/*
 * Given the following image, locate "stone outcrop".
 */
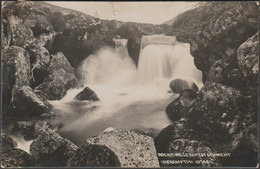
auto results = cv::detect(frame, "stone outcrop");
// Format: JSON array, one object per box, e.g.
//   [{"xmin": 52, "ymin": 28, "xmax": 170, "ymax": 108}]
[
  {"xmin": 169, "ymin": 79, "xmax": 199, "ymax": 93},
  {"xmin": 2, "ymin": 148, "xmax": 33, "ymax": 167}
]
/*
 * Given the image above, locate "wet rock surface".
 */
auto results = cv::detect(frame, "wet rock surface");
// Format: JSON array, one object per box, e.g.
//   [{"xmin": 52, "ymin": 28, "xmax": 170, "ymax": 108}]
[
  {"xmin": 169, "ymin": 79, "xmax": 199, "ymax": 93},
  {"xmin": 75, "ymin": 87, "xmax": 100, "ymax": 101},
  {"xmin": 68, "ymin": 128, "xmax": 160, "ymax": 167}
]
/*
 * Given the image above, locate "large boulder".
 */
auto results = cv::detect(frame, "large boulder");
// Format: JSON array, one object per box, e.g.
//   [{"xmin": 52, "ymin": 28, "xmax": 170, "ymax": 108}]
[
  {"xmin": 8, "ymin": 15, "xmax": 34, "ymax": 48},
  {"xmin": 187, "ymin": 82, "xmax": 255, "ymax": 151},
  {"xmin": 237, "ymin": 32, "xmax": 258, "ymax": 89},
  {"xmin": 166, "ymin": 89, "xmax": 197, "ymax": 122},
  {"xmin": 68, "ymin": 128, "xmax": 159, "ymax": 167},
  {"xmin": 169, "ymin": 79, "xmax": 199, "ymax": 93},
  {"xmin": 207, "ymin": 59, "xmax": 247, "ymax": 90},
  {"xmin": 48, "ymin": 52, "xmax": 75, "ymax": 74},
  {"xmin": 75, "ymin": 87, "xmax": 99, "ymax": 101},
  {"xmin": 34, "ymin": 68, "xmax": 79, "ymax": 100},
  {"xmin": 26, "ymin": 45, "xmax": 50, "ymax": 87},
  {"xmin": 30, "ymin": 128, "xmax": 78, "ymax": 166},
  {"xmin": 12, "ymin": 86, "xmax": 53, "ymax": 118},
  {"xmin": 155, "ymin": 118, "xmax": 198, "ymax": 153},
  {"xmin": 2, "ymin": 46, "xmax": 31, "ymax": 115},
  {"xmin": 2, "ymin": 148, "xmax": 33, "ymax": 167}
]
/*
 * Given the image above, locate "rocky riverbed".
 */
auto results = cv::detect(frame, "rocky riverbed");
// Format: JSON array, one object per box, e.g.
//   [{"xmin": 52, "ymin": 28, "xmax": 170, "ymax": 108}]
[{"xmin": 1, "ymin": 1, "xmax": 259, "ymax": 168}]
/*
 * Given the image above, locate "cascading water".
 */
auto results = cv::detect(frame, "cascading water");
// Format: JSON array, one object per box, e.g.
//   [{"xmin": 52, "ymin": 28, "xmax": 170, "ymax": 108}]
[{"xmin": 48, "ymin": 36, "xmax": 203, "ymax": 144}]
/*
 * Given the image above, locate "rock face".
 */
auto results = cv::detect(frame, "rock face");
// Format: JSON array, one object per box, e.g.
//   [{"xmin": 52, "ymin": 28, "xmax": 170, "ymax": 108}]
[
  {"xmin": 237, "ymin": 32, "xmax": 259, "ymax": 89},
  {"xmin": 207, "ymin": 59, "xmax": 246, "ymax": 90},
  {"xmin": 75, "ymin": 87, "xmax": 99, "ymax": 101},
  {"xmin": 48, "ymin": 52, "xmax": 75, "ymax": 74},
  {"xmin": 34, "ymin": 69, "xmax": 79, "ymax": 100},
  {"xmin": 32, "ymin": 31, "xmax": 58, "ymax": 50},
  {"xmin": 169, "ymin": 79, "xmax": 198, "ymax": 93},
  {"xmin": 12, "ymin": 86, "xmax": 53, "ymax": 118},
  {"xmin": 30, "ymin": 128, "xmax": 78, "ymax": 166},
  {"xmin": 26, "ymin": 45, "xmax": 50, "ymax": 87},
  {"xmin": 2, "ymin": 46, "xmax": 31, "ymax": 115},
  {"xmin": 166, "ymin": 89, "xmax": 197, "ymax": 122},
  {"xmin": 188, "ymin": 82, "xmax": 255, "ymax": 147},
  {"xmin": 68, "ymin": 128, "xmax": 160, "ymax": 167},
  {"xmin": 2, "ymin": 148, "xmax": 33, "ymax": 168}
]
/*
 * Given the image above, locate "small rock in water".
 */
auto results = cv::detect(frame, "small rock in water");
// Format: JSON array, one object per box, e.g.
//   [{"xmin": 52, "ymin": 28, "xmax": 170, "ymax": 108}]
[
  {"xmin": 75, "ymin": 87, "xmax": 100, "ymax": 101},
  {"xmin": 169, "ymin": 78, "xmax": 198, "ymax": 93}
]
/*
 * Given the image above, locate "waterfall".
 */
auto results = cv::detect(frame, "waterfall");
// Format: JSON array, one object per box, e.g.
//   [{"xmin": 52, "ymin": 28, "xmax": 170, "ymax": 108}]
[
  {"xmin": 113, "ymin": 39, "xmax": 129, "ymax": 59},
  {"xmin": 137, "ymin": 35, "xmax": 203, "ymax": 89}
]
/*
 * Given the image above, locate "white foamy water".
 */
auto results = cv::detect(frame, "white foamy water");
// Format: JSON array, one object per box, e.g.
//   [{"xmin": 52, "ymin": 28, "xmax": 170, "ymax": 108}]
[{"xmin": 50, "ymin": 36, "xmax": 203, "ymax": 144}]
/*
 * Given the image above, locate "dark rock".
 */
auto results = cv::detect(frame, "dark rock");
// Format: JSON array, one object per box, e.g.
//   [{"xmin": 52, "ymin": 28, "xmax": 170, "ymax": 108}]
[
  {"xmin": 26, "ymin": 45, "xmax": 50, "ymax": 87},
  {"xmin": 2, "ymin": 133, "xmax": 17, "ymax": 152},
  {"xmin": 207, "ymin": 59, "xmax": 247, "ymax": 90},
  {"xmin": 2, "ymin": 148, "xmax": 33, "ymax": 167},
  {"xmin": 68, "ymin": 128, "xmax": 159, "ymax": 167},
  {"xmin": 12, "ymin": 86, "xmax": 53, "ymax": 118},
  {"xmin": 28, "ymin": 15, "xmax": 54, "ymax": 36},
  {"xmin": 34, "ymin": 68, "xmax": 80, "ymax": 100},
  {"xmin": 9, "ymin": 16, "xmax": 34, "ymax": 48},
  {"xmin": 166, "ymin": 89, "xmax": 197, "ymax": 122},
  {"xmin": 169, "ymin": 79, "xmax": 199, "ymax": 93},
  {"xmin": 2, "ymin": 46, "xmax": 31, "ymax": 116},
  {"xmin": 30, "ymin": 128, "xmax": 78, "ymax": 166},
  {"xmin": 48, "ymin": 52, "xmax": 75, "ymax": 74},
  {"xmin": 12, "ymin": 120, "xmax": 46, "ymax": 140},
  {"xmin": 32, "ymin": 31, "xmax": 59, "ymax": 50},
  {"xmin": 237, "ymin": 32, "xmax": 258, "ymax": 89},
  {"xmin": 154, "ymin": 118, "xmax": 198, "ymax": 153},
  {"xmin": 75, "ymin": 87, "xmax": 99, "ymax": 101},
  {"xmin": 223, "ymin": 123, "xmax": 259, "ymax": 167},
  {"xmin": 159, "ymin": 139, "xmax": 219, "ymax": 167},
  {"xmin": 187, "ymin": 82, "xmax": 255, "ymax": 151}
]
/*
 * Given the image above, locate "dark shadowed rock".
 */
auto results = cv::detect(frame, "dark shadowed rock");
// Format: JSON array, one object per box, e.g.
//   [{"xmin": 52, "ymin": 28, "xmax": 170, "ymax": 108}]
[
  {"xmin": 207, "ymin": 59, "xmax": 247, "ymax": 90},
  {"xmin": 237, "ymin": 32, "xmax": 258, "ymax": 89},
  {"xmin": 160, "ymin": 139, "xmax": 219, "ymax": 167},
  {"xmin": 169, "ymin": 79, "xmax": 199, "ymax": 93},
  {"xmin": 34, "ymin": 69, "xmax": 79, "ymax": 100},
  {"xmin": 2, "ymin": 46, "xmax": 31, "ymax": 106},
  {"xmin": 48, "ymin": 52, "xmax": 75, "ymax": 74},
  {"xmin": 187, "ymin": 82, "xmax": 255, "ymax": 151},
  {"xmin": 12, "ymin": 86, "xmax": 53, "ymax": 118},
  {"xmin": 2, "ymin": 133, "xmax": 17, "ymax": 152},
  {"xmin": 154, "ymin": 118, "xmax": 198, "ymax": 153},
  {"xmin": 166, "ymin": 89, "xmax": 197, "ymax": 122},
  {"xmin": 12, "ymin": 120, "xmax": 45, "ymax": 140},
  {"xmin": 1, "ymin": 148, "xmax": 33, "ymax": 167},
  {"xmin": 75, "ymin": 87, "xmax": 99, "ymax": 101},
  {"xmin": 32, "ymin": 31, "xmax": 59, "ymax": 50},
  {"xmin": 68, "ymin": 128, "xmax": 159, "ymax": 167},
  {"xmin": 30, "ymin": 128, "xmax": 78, "ymax": 166},
  {"xmin": 26, "ymin": 45, "xmax": 50, "ymax": 87},
  {"xmin": 223, "ymin": 123, "xmax": 259, "ymax": 167}
]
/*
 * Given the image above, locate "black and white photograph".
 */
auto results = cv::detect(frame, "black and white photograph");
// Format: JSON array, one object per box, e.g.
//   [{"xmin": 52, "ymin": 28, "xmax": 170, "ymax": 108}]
[{"xmin": 1, "ymin": 1, "xmax": 259, "ymax": 168}]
